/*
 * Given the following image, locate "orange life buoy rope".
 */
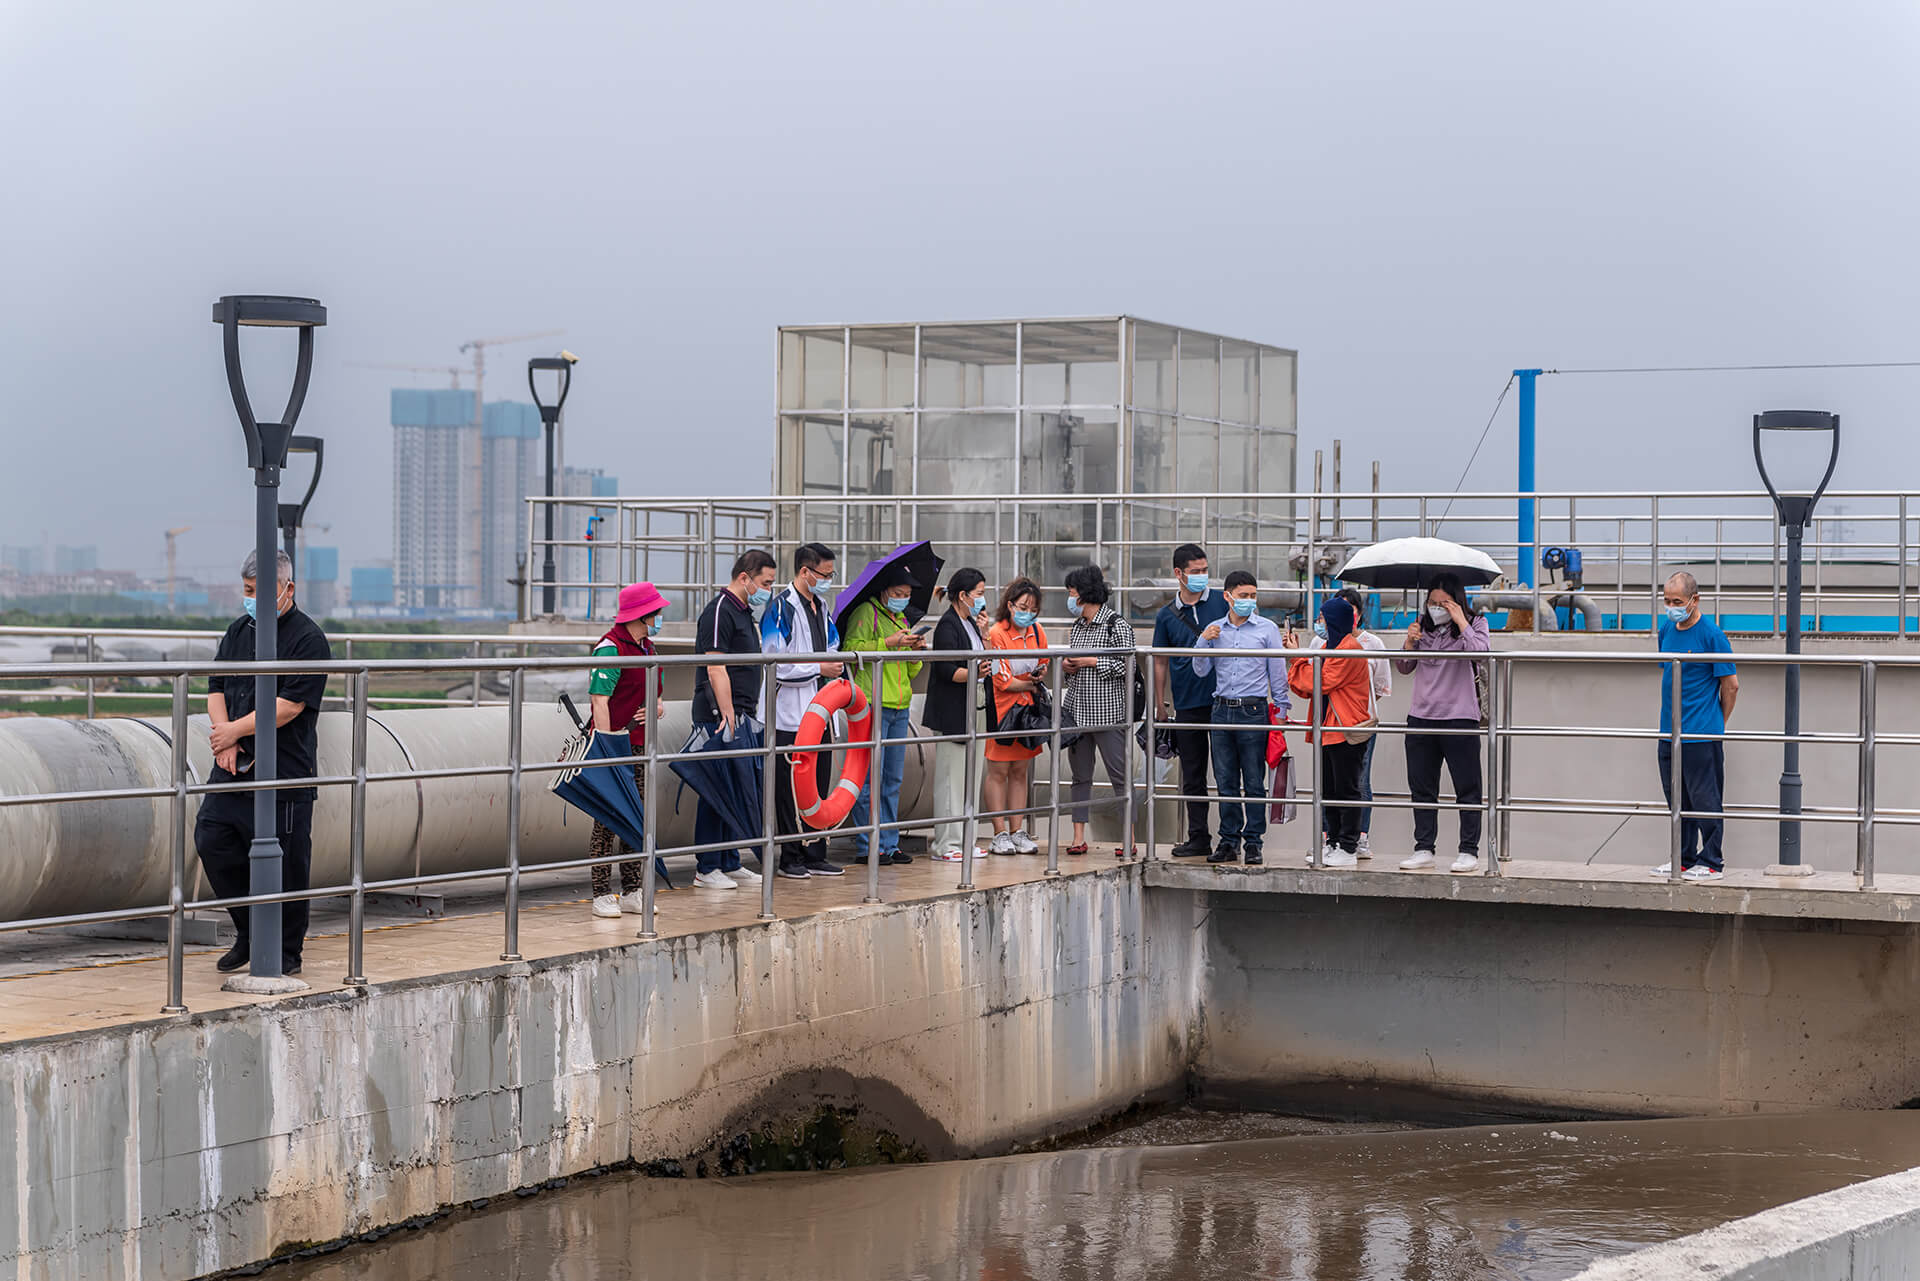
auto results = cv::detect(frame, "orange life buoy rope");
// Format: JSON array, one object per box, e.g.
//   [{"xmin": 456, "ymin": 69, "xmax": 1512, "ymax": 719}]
[{"xmin": 794, "ymin": 677, "xmax": 873, "ymax": 829}]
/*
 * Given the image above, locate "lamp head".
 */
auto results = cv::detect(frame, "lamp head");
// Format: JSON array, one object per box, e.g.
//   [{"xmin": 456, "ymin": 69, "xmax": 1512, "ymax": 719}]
[
  {"xmin": 211, "ymin": 295, "xmax": 326, "ymax": 469},
  {"xmin": 528, "ymin": 353, "xmax": 576, "ymax": 420},
  {"xmin": 1753, "ymin": 409, "xmax": 1840, "ymax": 528}
]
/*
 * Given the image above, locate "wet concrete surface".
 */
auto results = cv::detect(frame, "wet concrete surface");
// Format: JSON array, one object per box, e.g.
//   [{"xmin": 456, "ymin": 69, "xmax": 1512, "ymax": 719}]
[{"xmin": 275, "ymin": 1110, "xmax": 1920, "ymax": 1281}]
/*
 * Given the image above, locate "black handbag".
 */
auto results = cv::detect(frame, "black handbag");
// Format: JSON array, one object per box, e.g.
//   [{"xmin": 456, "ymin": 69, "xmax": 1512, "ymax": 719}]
[{"xmin": 993, "ymin": 682, "xmax": 1058, "ymax": 751}]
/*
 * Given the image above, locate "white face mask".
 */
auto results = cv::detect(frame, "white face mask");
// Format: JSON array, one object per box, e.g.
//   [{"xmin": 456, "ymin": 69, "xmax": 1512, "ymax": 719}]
[{"xmin": 1427, "ymin": 604, "xmax": 1450, "ymax": 625}]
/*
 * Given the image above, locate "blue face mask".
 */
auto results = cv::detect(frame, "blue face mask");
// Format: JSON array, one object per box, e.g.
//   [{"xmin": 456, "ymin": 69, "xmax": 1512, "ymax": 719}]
[
  {"xmin": 748, "ymin": 587, "xmax": 772, "ymax": 610},
  {"xmin": 1231, "ymin": 597, "xmax": 1258, "ymax": 619},
  {"xmin": 970, "ymin": 595, "xmax": 987, "ymax": 618},
  {"xmin": 1312, "ymin": 620, "xmax": 1327, "ymax": 639},
  {"xmin": 1664, "ymin": 604, "xmax": 1690, "ymax": 623},
  {"xmin": 1066, "ymin": 594, "xmax": 1080, "ymax": 613},
  {"xmin": 648, "ymin": 616, "xmax": 664, "ymax": 635},
  {"xmin": 1185, "ymin": 573, "xmax": 1208, "ymax": 594},
  {"xmin": 884, "ymin": 595, "xmax": 910, "ymax": 614},
  {"xmin": 242, "ymin": 596, "xmax": 256, "ymax": 620},
  {"xmin": 1012, "ymin": 609, "xmax": 1037, "ymax": 629},
  {"xmin": 814, "ymin": 576, "xmax": 834, "ymax": 593}
]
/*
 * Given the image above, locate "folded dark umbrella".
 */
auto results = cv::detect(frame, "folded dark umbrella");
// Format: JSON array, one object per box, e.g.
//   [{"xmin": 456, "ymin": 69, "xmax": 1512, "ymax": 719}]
[
  {"xmin": 668, "ymin": 719, "xmax": 765, "ymax": 846},
  {"xmin": 834, "ymin": 540, "xmax": 946, "ymax": 637},
  {"xmin": 550, "ymin": 730, "xmax": 673, "ymax": 886}
]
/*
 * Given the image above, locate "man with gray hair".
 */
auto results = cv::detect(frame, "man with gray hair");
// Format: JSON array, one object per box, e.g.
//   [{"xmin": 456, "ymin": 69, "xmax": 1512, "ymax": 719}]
[
  {"xmin": 1652, "ymin": 571, "xmax": 1738, "ymax": 882},
  {"xmin": 196, "ymin": 548, "xmax": 332, "ymax": 973}
]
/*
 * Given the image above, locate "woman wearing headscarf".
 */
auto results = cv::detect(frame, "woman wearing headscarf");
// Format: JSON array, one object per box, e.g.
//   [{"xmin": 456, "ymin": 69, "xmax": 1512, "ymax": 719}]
[
  {"xmin": 1286, "ymin": 596, "xmax": 1373, "ymax": 867},
  {"xmin": 1309, "ymin": 586, "xmax": 1392, "ymax": 859},
  {"xmin": 1393, "ymin": 571, "xmax": 1491, "ymax": 874}
]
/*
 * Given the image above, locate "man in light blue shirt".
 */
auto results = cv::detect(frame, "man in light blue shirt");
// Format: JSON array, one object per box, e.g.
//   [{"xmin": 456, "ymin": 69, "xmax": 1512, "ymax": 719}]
[{"xmin": 1192, "ymin": 571, "xmax": 1291, "ymax": 864}]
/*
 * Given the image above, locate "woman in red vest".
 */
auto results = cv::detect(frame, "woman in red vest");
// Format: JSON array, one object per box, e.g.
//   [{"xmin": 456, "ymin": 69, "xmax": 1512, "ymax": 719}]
[{"xmin": 587, "ymin": 582, "xmax": 668, "ymax": 918}]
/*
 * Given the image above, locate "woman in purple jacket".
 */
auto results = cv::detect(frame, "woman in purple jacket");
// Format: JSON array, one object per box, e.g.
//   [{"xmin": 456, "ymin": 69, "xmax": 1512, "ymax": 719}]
[{"xmin": 1393, "ymin": 572, "xmax": 1491, "ymax": 873}]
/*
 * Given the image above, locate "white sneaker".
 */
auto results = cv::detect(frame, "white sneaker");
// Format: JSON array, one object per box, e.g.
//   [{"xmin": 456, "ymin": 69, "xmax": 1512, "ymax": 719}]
[
  {"xmin": 1319, "ymin": 841, "xmax": 1336, "ymax": 864},
  {"xmin": 617, "ymin": 890, "xmax": 646, "ymax": 914},
  {"xmin": 591, "ymin": 894, "xmax": 621, "ymax": 919},
  {"xmin": 1011, "ymin": 830, "xmax": 1039, "ymax": 854},
  {"xmin": 1356, "ymin": 834, "xmax": 1372, "ymax": 860},
  {"xmin": 693, "ymin": 870, "xmax": 737, "ymax": 890},
  {"xmin": 1450, "ymin": 852, "xmax": 1480, "ymax": 874},
  {"xmin": 990, "ymin": 832, "xmax": 1018, "ymax": 855},
  {"xmin": 1682, "ymin": 864, "xmax": 1724, "ymax": 882},
  {"xmin": 1651, "ymin": 862, "xmax": 1673, "ymax": 878},
  {"xmin": 1322, "ymin": 848, "xmax": 1358, "ymax": 869},
  {"xmin": 731, "ymin": 866, "xmax": 763, "ymax": 885},
  {"xmin": 933, "ymin": 846, "xmax": 965, "ymax": 862},
  {"xmin": 1399, "ymin": 851, "xmax": 1436, "ymax": 870}
]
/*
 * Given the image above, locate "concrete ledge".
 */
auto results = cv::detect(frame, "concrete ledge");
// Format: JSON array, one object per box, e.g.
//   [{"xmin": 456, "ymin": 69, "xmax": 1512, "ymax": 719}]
[
  {"xmin": 1573, "ymin": 1165, "xmax": 1920, "ymax": 1280},
  {"xmin": 1145, "ymin": 857, "xmax": 1920, "ymax": 924}
]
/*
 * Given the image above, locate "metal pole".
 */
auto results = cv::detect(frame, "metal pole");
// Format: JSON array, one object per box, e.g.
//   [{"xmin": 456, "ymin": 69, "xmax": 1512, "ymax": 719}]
[
  {"xmin": 345, "ymin": 670, "xmax": 368, "ymax": 986},
  {"xmin": 1498, "ymin": 656, "xmax": 1514, "ymax": 862},
  {"xmin": 470, "ymin": 639, "xmax": 483, "ymax": 707},
  {"xmin": 1900, "ymin": 496, "xmax": 1910, "ymax": 638},
  {"xmin": 1121, "ymin": 648, "xmax": 1138, "ymax": 859},
  {"xmin": 1859, "ymin": 660, "xmax": 1877, "ymax": 891},
  {"xmin": 162, "ymin": 673, "xmax": 188, "ymax": 1014},
  {"xmin": 1045, "ymin": 656, "xmax": 1064, "ymax": 877},
  {"xmin": 1141, "ymin": 658, "xmax": 1157, "ymax": 861},
  {"xmin": 864, "ymin": 653, "xmax": 883, "ymax": 905},
  {"xmin": 247, "ymin": 465, "xmax": 285, "ymax": 979},
  {"xmin": 1483, "ymin": 655, "xmax": 1501, "ymax": 875},
  {"xmin": 1779, "ymin": 522, "xmax": 1805, "ymax": 868},
  {"xmin": 1771, "ymin": 518, "xmax": 1782, "ymax": 638},
  {"xmin": 85, "ymin": 633, "xmax": 96, "ymax": 720},
  {"xmin": 1515, "ymin": 369, "xmax": 1540, "ymax": 587},
  {"xmin": 1308, "ymin": 654, "xmax": 1322, "ymax": 868},
  {"xmin": 1371, "ymin": 461, "xmax": 1381, "ymax": 545},
  {"xmin": 958, "ymin": 660, "xmax": 980, "ymax": 891},
  {"xmin": 639, "ymin": 664, "xmax": 660, "ymax": 940},
  {"xmin": 1308, "ymin": 453, "xmax": 1321, "ymax": 621},
  {"xmin": 1648, "ymin": 495, "xmax": 1661, "ymax": 635},
  {"xmin": 759, "ymin": 707, "xmax": 778, "ymax": 922},
  {"xmin": 501, "ymin": 667, "xmax": 524, "ymax": 961},
  {"xmin": 542, "ymin": 421, "xmax": 559, "ymax": 615},
  {"xmin": 1668, "ymin": 659, "xmax": 1684, "ymax": 883}
]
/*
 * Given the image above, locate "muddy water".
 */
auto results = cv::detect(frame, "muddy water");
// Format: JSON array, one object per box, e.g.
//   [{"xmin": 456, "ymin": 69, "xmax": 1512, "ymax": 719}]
[{"xmin": 282, "ymin": 1111, "xmax": 1920, "ymax": 1281}]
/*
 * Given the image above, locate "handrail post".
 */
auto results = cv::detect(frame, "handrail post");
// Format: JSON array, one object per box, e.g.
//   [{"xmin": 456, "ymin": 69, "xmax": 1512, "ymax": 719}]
[
  {"xmin": 161, "ymin": 673, "xmax": 189, "ymax": 1014},
  {"xmin": 1498, "ymin": 656, "xmax": 1515, "ymax": 862},
  {"xmin": 1899, "ymin": 495, "xmax": 1909, "ymax": 637},
  {"xmin": 639, "ymin": 661, "xmax": 660, "ymax": 940},
  {"xmin": 501, "ymin": 667, "xmax": 524, "ymax": 962},
  {"xmin": 1859, "ymin": 660, "xmax": 1877, "ymax": 891},
  {"xmin": 759, "ymin": 702, "xmax": 778, "ymax": 922},
  {"xmin": 85, "ymin": 632, "xmax": 96, "ymax": 719},
  {"xmin": 1648, "ymin": 496, "xmax": 1661, "ymax": 635},
  {"xmin": 1141, "ymin": 651, "xmax": 1157, "ymax": 862},
  {"xmin": 1121, "ymin": 648, "xmax": 1138, "ymax": 860},
  {"xmin": 470, "ymin": 640, "xmax": 482, "ymax": 707},
  {"xmin": 959, "ymin": 659, "xmax": 980, "ymax": 891},
  {"xmin": 1044, "ymin": 653, "xmax": 1065, "ymax": 877},
  {"xmin": 344, "ymin": 670, "xmax": 369, "ymax": 986},
  {"xmin": 864, "ymin": 653, "xmax": 884, "ymax": 905},
  {"xmin": 1483, "ymin": 654, "xmax": 1502, "ymax": 875},
  {"xmin": 1308, "ymin": 653, "xmax": 1323, "ymax": 869},
  {"xmin": 1667, "ymin": 659, "xmax": 1684, "ymax": 883}
]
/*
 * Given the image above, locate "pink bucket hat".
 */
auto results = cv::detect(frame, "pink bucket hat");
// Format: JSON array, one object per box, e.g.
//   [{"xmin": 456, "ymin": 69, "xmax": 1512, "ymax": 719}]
[{"xmin": 614, "ymin": 581, "xmax": 668, "ymax": 624}]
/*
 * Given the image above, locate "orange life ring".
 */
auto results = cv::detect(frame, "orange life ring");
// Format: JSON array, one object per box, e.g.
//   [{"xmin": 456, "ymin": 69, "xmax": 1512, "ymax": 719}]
[{"xmin": 794, "ymin": 677, "xmax": 874, "ymax": 830}]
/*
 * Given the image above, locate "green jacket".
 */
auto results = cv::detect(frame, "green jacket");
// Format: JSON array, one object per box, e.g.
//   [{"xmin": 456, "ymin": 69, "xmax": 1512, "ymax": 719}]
[{"xmin": 844, "ymin": 598, "xmax": 922, "ymax": 709}]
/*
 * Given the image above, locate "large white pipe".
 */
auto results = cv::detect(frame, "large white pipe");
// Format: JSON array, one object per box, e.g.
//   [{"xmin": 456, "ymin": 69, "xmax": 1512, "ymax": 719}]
[{"xmin": 0, "ymin": 703, "xmax": 937, "ymax": 922}]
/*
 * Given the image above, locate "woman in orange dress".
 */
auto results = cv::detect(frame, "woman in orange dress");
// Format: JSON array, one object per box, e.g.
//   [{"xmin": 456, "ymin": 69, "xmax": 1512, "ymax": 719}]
[{"xmin": 984, "ymin": 576, "xmax": 1048, "ymax": 855}]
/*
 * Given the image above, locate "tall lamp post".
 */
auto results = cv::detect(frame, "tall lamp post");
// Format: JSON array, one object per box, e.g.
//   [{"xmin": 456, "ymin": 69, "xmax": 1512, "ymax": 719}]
[
  {"xmin": 211, "ymin": 294, "xmax": 326, "ymax": 992},
  {"xmin": 1753, "ymin": 409, "xmax": 1840, "ymax": 876},
  {"xmin": 528, "ymin": 352, "xmax": 578, "ymax": 616},
  {"xmin": 278, "ymin": 434, "xmax": 325, "ymax": 571}
]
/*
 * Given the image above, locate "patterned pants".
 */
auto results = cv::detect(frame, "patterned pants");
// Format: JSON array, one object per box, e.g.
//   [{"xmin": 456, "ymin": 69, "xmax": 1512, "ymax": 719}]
[{"xmin": 588, "ymin": 762, "xmax": 646, "ymax": 897}]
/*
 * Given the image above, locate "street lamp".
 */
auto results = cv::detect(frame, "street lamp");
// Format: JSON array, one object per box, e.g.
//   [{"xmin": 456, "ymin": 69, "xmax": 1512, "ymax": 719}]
[
  {"xmin": 279, "ymin": 434, "xmax": 324, "ymax": 571},
  {"xmin": 1753, "ymin": 408, "xmax": 1840, "ymax": 875},
  {"xmin": 528, "ymin": 353, "xmax": 578, "ymax": 616},
  {"xmin": 211, "ymin": 294, "xmax": 326, "ymax": 992}
]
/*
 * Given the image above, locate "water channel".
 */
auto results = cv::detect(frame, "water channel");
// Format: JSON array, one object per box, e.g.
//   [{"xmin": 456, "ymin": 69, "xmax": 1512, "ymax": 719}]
[{"xmin": 277, "ymin": 1109, "xmax": 1920, "ymax": 1280}]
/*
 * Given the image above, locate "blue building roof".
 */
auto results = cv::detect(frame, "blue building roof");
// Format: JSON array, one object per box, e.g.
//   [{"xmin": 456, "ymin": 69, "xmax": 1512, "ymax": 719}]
[
  {"xmin": 391, "ymin": 388, "xmax": 477, "ymax": 428},
  {"xmin": 483, "ymin": 401, "xmax": 541, "ymax": 440}
]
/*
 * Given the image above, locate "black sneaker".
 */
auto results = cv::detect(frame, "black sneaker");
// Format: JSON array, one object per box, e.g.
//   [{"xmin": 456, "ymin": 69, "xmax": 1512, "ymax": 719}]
[
  {"xmin": 1243, "ymin": 848, "xmax": 1264, "ymax": 866},
  {"xmin": 1207, "ymin": 841, "xmax": 1242, "ymax": 864},
  {"xmin": 804, "ymin": 859, "xmax": 845, "ymax": 877},
  {"xmin": 215, "ymin": 942, "xmax": 248, "ymax": 973},
  {"xmin": 1170, "ymin": 837, "xmax": 1211, "ymax": 858},
  {"xmin": 283, "ymin": 960, "xmax": 301, "ymax": 976},
  {"xmin": 885, "ymin": 850, "xmax": 913, "ymax": 865},
  {"xmin": 777, "ymin": 863, "xmax": 811, "ymax": 880}
]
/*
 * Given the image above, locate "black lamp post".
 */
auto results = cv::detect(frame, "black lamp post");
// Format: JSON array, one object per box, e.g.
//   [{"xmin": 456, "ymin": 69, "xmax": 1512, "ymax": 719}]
[
  {"xmin": 1753, "ymin": 409, "xmax": 1840, "ymax": 874},
  {"xmin": 279, "ymin": 434, "xmax": 324, "ymax": 571},
  {"xmin": 211, "ymin": 294, "xmax": 326, "ymax": 989},
  {"xmin": 528, "ymin": 353, "xmax": 577, "ymax": 616}
]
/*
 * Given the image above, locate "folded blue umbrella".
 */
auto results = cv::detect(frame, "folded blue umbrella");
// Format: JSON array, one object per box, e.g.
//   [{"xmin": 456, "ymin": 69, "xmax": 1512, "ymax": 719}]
[
  {"xmin": 550, "ymin": 730, "xmax": 673, "ymax": 887},
  {"xmin": 668, "ymin": 718, "xmax": 765, "ymax": 845}
]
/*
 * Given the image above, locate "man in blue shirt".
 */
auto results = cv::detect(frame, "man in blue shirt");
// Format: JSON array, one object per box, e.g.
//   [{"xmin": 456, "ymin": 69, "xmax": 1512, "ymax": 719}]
[
  {"xmin": 1193, "ymin": 570, "xmax": 1290, "ymax": 865},
  {"xmin": 1152, "ymin": 543, "xmax": 1230, "ymax": 856},
  {"xmin": 1653, "ymin": 572, "xmax": 1739, "ymax": 881}
]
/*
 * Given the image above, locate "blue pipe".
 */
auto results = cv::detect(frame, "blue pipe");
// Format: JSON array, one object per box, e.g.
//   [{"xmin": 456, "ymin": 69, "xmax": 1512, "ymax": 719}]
[{"xmin": 1515, "ymin": 369, "xmax": 1542, "ymax": 588}]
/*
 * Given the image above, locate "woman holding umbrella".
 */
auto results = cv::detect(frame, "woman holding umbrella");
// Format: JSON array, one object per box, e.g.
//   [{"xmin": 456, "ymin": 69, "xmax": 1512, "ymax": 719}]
[
  {"xmin": 585, "ymin": 582, "xmax": 668, "ymax": 918},
  {"xmin": 1393, "ymin": 571, "xmax": 1491, "ymax": 873}
]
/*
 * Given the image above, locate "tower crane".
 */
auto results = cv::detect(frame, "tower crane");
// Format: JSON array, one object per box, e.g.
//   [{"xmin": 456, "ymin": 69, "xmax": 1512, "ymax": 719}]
[
  {"xmin": 164, "ymin": 527, "xmax": 190, "ymax": 615},
  {"xmin": 458, "ymin": 331, "xmax": 564, "ymax": 429},
  {"xmin": 348, "ymin": 361, "xmax": 465, "ymax": 388}
]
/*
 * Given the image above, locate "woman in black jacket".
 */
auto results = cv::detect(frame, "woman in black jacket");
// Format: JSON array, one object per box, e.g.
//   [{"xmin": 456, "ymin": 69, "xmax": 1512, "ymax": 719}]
[{"xmin": 922, "ymin": 567, "xmax": 992, "ymax": 861}]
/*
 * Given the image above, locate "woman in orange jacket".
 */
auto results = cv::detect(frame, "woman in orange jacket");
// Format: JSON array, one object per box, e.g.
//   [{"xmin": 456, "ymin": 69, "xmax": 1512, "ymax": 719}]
[{"xmin": 1286, "ymin": 596, "xmax": 1373, "ymax": 867}]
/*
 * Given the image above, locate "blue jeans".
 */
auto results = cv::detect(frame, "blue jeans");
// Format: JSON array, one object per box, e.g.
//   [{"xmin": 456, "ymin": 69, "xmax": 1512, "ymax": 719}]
[
  {"xmin": 1658, "ymin": 740, "xmax": 1725, "ymax": 871},
  {"xmin": 849, "ymin": 705, "xmax": 912, "ymax": 855},
  {"xmin": 1210, "ymin": 700, "xmax": 1270, "ymax": 850}
]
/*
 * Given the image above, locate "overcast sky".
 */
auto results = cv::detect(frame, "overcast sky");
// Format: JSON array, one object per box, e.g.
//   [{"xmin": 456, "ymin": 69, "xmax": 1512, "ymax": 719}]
[{"xmin": 3, "ymin": 1, "xmax": 1917, "ymax": 580}]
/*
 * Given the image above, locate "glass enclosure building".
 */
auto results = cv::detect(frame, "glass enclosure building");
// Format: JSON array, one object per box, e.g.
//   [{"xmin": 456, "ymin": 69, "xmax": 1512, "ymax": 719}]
[{"xmin": 774, "ymin": 317, "xmax": 1297, "ymax": 609}]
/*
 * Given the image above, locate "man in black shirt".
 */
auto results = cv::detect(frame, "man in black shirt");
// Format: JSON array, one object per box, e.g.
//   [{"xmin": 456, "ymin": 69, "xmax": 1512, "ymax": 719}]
[
  {"xmin": 688, "ymin": 548, "xmax": 777, "ymax": 889},
  {"xmin": 197, "ymin": 549, "xmax": 332, "ymax": 974}
]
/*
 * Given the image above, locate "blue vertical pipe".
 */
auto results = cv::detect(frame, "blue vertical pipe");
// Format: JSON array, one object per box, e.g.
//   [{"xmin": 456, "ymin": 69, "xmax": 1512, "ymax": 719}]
[{"xmin": 1515, "ymin": 369, "xmax": 1542, "ymax": 588}]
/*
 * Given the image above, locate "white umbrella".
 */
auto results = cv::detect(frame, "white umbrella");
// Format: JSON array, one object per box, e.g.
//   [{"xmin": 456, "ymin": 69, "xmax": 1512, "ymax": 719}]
[{"xmin": 1334, "ymin": 537, "xmax": 1502, "ymax": 590}]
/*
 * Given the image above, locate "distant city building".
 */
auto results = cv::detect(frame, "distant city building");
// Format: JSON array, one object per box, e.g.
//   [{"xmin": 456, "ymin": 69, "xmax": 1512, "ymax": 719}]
[
  {"xmin": 391, "ymin": 389, "xmax": 480, "ymax": 613},
  {"xmin": 1, "ymin": 544, "xmax": 97, "ymax": 576},
  {"xmin": 350, "ymin": 565, "xmax": 395, "ymax": 606},
  {"xmin": 558, "ymin": 468, "xmax": 618, "ymax": 617},
  {"xmin": 53, "ymin": 545, "xmax": 98, "ymax": 574},
  {"xmin": 301, "ymin": 546, "xmax": 339, "ymax": 618},
  {"xmin": 481, "ymin": 401, "xmax": 541, "ymax": 614}
]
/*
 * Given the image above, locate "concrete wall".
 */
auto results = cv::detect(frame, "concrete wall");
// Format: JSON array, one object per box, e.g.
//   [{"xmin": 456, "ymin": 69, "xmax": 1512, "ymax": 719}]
[
  {"xmin": 1573, "ymin": 1166, "xmax": 1920, "ymax": 1280},
  {"xmin": 1196, "ymin": 891, "xmax": 1920, "ymax": 1119},
  {"xmin": 0, "ymin": 868, "xmax": 1196, "ymax": 1281}
]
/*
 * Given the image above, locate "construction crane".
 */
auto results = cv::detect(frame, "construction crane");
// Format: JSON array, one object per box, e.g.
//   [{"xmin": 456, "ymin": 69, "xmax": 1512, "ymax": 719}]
[
  {"xmin": 348, "ymin": 361, "xmax": 465, "ymax": 388},
  {"xmin": 458, "ymin": 330, "xmax": 564, "ymax": 429},
  {"xmin": 164, "ymin": 527, "xmax": 190, "ymax": 615}
]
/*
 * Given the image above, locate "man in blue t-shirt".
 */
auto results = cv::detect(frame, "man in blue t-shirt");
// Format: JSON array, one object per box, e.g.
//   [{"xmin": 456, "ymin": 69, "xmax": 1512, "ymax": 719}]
[
  {"xmin": 1152, "ymin": 543, "xmax": 1230, "ymax": 856},
  {"xmin": 1653, "ymin": 572, "xmax": 1739, "ymax": 881}
]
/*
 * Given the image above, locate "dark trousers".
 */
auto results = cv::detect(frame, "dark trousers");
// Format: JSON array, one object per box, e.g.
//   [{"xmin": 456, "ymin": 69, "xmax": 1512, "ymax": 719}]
[
  {"xmin": 690, "ymin": 721, "xmax": 748, "ymax": 876},
  {"xmin": 775, "ymin": 727, "xmax": 830, "ymax": 870},
  {"xmin": 193, "ymin": 792, "xmax": 314, "ymax": 968},
  {"xmin": 1210, "ymin": 700, "xmax": 1270, "ymax": 850},
  {"xmin": 1406, "ymin": 715, "xmax": 1484, "ymax": 855},
  {"xmin": 1320, "ymin": 739, "xmax": 1368, "ymax": 852},
  {"xmin": 1173, "ymin": 704, "xmax": 1214, "ymax": 841},
  {"xmin": 1658, "ymin": 741, "xmax": 1726, "ymax": 871},
  {"xmin": 1357, "ymin": 734, "xmax": 1376, "ymax": 834}
]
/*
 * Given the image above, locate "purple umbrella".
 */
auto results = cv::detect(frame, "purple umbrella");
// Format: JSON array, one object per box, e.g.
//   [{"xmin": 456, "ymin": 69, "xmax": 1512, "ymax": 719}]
[{"xmin": 833, "ymin": 540, "xmax": 946, "ymax": 637}]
